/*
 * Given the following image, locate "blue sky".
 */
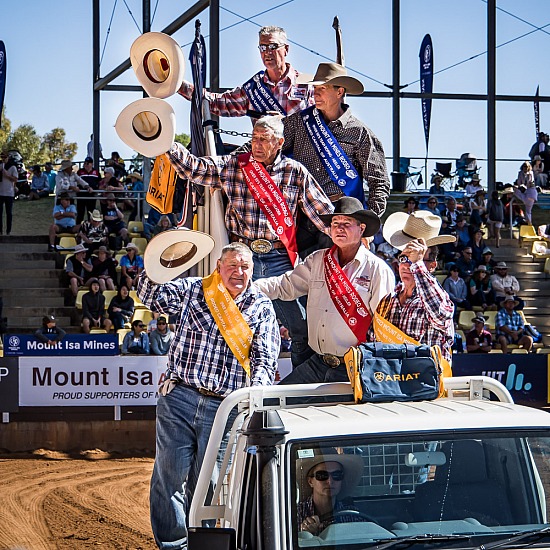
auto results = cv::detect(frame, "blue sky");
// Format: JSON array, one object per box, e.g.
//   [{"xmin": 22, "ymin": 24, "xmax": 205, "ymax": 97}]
[{"xmin": 3, "ymin": 0, "xmax": 549, "ymax": 185}]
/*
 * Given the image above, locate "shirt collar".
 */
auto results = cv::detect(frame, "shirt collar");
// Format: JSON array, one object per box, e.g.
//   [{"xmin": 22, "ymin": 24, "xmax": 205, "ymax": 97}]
[{"xmin": 262, "ymin": 63, "xmax": 292, "ymax": 85}]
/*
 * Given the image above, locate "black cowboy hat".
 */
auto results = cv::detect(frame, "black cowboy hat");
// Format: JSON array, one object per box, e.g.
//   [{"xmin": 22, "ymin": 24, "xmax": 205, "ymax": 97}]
[{"xmin": 319, "ymin": 197, "xmax": 380, "ymax": 237}]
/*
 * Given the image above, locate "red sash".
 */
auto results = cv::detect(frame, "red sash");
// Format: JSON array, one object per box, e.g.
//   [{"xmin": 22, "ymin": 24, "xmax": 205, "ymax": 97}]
[
  {"xmin": 238, "ymin": 153, "xmax": 298, "ymax": 265},
  {"xmin": 324, "ymin": 245, "xmax": 372, "ymax": 343}
]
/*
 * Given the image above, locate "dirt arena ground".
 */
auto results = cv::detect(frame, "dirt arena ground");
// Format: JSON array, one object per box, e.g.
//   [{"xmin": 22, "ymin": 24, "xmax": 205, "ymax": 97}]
[{"xmin": 0, "ymin": 450, "xmax": 156, "ymax": 550}]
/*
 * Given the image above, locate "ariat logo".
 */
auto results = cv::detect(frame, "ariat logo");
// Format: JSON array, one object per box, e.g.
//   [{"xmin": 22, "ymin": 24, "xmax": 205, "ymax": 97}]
[{"xmin": 374, "ymin": 371, "xmax": 420, "ymax": 382}]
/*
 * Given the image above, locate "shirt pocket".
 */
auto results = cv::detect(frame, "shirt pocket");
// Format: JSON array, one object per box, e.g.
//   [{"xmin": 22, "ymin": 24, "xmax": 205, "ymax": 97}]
[{"xmin": 186, "ymin": 299, "xmax": 214, "ymax": 332}]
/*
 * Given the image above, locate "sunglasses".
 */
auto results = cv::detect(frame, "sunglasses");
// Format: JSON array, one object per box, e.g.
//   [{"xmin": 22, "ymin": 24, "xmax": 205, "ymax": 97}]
[
  {"xmin": 157, "ymin": 321, "xmax": 166, "ymax": 325},
  {"xmin": 258, "ymin": 43, "xmax": 285, "ymax": 52},
  {"xmin": 398, "ymin": 255, "xmax": 412, "ymax": 264},
  {"xmin": 310, "ymin": 470, "xmax": 344, "ymax": 482},
  {"xmin": 138, "ymin": 324, "xmax": 146, "ymax": 328}
]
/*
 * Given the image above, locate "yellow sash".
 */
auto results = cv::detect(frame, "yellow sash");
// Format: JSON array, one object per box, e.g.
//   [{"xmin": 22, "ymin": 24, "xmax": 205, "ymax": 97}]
[{"xmin": 202, "ymin": 270, "xmax": 253, "ymax": 376}]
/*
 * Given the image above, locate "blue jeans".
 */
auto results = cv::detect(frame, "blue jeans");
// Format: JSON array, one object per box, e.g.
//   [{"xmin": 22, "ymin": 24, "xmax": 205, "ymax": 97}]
[
  {"xmin": 252, "ymin": 248, "xmax": 313, "ymax": 367},
  {"xmin": 150, "ymin": 384, "xmax": 236, "ymax": 549},
  {"xmin": 279, "ymin": 353, "xmax": 349, "ymax": 384},
  {"xmin": 0, "ymin": 195, "xmax": 14, "ymax": 234}
]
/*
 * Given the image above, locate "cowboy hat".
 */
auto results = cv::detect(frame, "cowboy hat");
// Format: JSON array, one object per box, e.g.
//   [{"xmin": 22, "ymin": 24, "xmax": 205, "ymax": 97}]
[
  {"xmin": 73, "ymin": 243, "xmax": 87, "ymax": 254},
  {"xmin": 318, "ymin": 196, "xmax": 380, "ymax": 237},
  {"xmin": 59, "ymin": 160, "xmax": 75, "ymax": 171},
  {"xmin": 474, "ymin": 264, "xmax": 489, "ymax": 273},
  {"xmin": 472, "ymin": 315, "xmax": 487, "ymax": 324},
  {"xmin": 296, "ymin": 62, "xmax": 364, "ymax": 95},
  {"xmin": 502, "ymin": 295, "xmax": 519, "ymax": 307},
  {"xmin": 144, "ymin": 228, "xmax": 215, "ymax": 284},
  {"xmin": 471, "ymin": 173, "xmax": 481, "ymax": 181},
  {"xmin": 495, "ymin": 262, "xmax": 508, "ymax": 269},
  {"xmin": 115, "ymin": 98, "xmax": 176, "ymax": 158},
  {"xmin": 297, "ymin": 447, "xmax": 363, "ymax": 500},
  {"xmin": 482, "ymin": 247, "xmax": 493, "ymax": 255},
  {"xmin": 500, "ymin": 186, "xmax": 515, "ymax": 195},
  {"xmin": 383, "ymin": 211, "xmax": 456, "ymax": 251},
  {"xmin": 128, "ymin": 172, "xmax": 143, "ymax": 181},
  {"xmin": 90, "ymin": 209, "xmax": 103, "ymax": 222},
  {"xmin": 130, "ymin": 32, "xmax": 185, "ymax": 99},
  {"xmin": 126, "ymin": 242, "xmax": 139, "ymax": 251}
]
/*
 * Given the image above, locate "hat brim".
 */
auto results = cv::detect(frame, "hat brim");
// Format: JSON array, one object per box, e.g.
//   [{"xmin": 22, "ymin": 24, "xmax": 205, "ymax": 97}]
[
  {"xmin": 144, "ymin": 228, "xmax": 215, "ymax": 283},
  {"xmin": 318, "ymin": 210, "xmax": 380, "ymax": 238},
  {"xmin": 382, "ymin": 211, "xmax": 456, "ymax": 251},
  {"xmin": 130, "ymin": 32, "xmax": 185, "ymax": 99},
  {"xmin": 115, "ymin": 98, "xmax": 176, "ymax": 158},
  {"xmin": 298, "ymin": 453, "xmax": 363, "ymax": 500},
  {"xmin": 296, "ymin": 74, "xmax": 364, "ymax": 95}
]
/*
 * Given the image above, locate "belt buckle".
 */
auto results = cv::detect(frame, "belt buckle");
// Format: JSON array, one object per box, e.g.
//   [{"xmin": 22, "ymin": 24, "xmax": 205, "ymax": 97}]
[
  {"xmin": 322, "ymin": 354, "xmax": 341, "ymax": 368},
  {"xmin": 250, "ymin": 239, "xmax": 273, "ymax": 254},
  {"xmin": 198, "ymin": 387, "xmax": 222, "ymax": 399}
]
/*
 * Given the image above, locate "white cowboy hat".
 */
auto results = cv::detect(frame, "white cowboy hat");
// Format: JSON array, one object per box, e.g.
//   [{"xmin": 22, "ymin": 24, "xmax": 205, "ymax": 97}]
[
  {"xmin": 115, "ymin": 98, "xmax": 176, "ymax": 158},
  {"xmin": 383, "ymin": 210, "xmax": 456, "ymax": 251},
  {"xmin": 130, "ymin": 32, "xmax": 185, "ymax": 99},
  {"xmin": 144, "ymin": 228, "xmax": 215, "ymax": 284},
  {"xmin": 296, "ymin": 62, "xmax": 364, "ymax": 95}
]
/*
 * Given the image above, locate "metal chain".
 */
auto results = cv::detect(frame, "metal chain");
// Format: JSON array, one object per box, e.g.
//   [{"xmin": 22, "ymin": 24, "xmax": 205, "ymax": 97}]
[{"xmin": 214, "ymin": 128, "xmax": 253, "ymax": 139}]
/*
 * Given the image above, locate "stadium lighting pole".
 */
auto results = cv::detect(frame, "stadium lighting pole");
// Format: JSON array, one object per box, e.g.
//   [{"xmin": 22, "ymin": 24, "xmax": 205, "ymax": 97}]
[{"xmin": 487, "ymin": 0, "xmax": 496, "ymax": 194}]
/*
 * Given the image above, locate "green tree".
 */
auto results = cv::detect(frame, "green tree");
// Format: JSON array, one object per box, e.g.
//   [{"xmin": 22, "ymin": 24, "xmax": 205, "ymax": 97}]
[
  {"xmin": 5, "ymin": 124, "xmax": 42, "ymax": 165},
  {"xmin": 42, "ymin": 128, "xmax": 78, "ymax": 163},
  {"xmin": 0, "ymin": 107, "xmax": 12, "ymax": 151},
  {"xmin": 175, "ymin": 132, "xmax": 191, "ymax": 148}
]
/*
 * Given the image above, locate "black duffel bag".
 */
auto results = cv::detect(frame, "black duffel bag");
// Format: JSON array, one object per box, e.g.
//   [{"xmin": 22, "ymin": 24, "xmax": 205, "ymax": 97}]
[{"xmin": 344, "ymin": 342, "xmax": 441, "ymax": 403}]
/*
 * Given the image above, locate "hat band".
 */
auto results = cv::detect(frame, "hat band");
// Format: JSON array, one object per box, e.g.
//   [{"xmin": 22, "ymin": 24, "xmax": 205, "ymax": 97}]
[
  {"xmin": 132, "ymin": 112, "xmax": 162, "ymax": 142},
  {"xmin": 160, "ymin": 243, "xmax": 198, "ymax": 270},
  {"xmin": 143, "ymin": 50, "xmax": 170, "ymax": 84}
]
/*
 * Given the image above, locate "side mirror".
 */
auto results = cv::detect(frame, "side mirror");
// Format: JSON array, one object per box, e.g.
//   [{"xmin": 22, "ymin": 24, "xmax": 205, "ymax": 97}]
[{"xmin": 188, "ymin": 527, "xmax": 236, "ymax": 550}]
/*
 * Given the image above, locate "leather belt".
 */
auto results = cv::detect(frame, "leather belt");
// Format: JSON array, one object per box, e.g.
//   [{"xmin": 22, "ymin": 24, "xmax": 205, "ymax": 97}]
[
  {"xmin": 230, "ymin": 234, "xmax": 286, "ymax": 254},
  {"xmin": 198, "ymin": 387, "xmax": 224, "ymax": 399},
  {"xmin": 319, "ymin": 353, "xmax": 345, "ymax": 368}
]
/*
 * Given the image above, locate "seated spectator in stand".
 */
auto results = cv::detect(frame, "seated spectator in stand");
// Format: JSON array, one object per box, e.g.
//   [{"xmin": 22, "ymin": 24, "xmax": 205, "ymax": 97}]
[
  {"xmin": 443, "ymin": 265, "xmax": 471, "ymax": 314},
  {"xmin": 152, "ymin": 215, "xmax": 174, "ymax": 237},
  {"xmin": 78, "ymin": 209, "xmax": 109, "ymax": 254},
  {"xmin": 490, "ymin": 261, "xmax": 524, "ymax": 310},
  {"xmin": 107, "ymin": 284, "xmax": 134, "ymax": 330},
  {"xmin": 440, "ymin": 227, "xmax": 463, "ymax": 267},
  {"xmin": 55, "ymin": 160, "xmax": 90, "ymax": 200},
  {"xmin": 443, "ymin": 197, "xmax": 459, "ymax": 225},
  {"xmin": 429, "ymin": 173, "xmax": 444, "ymax": 195},
  {"xmin": 102, "ymin": 193, "xmax": 129, "ymax": 249},
  {"xmin": 65, "ymin": 243, "xmax": 93, "ymax": 297},
  {"xmin": 455, "ymin": 216, "xmax": 470, "ymax": 248},
  {"xmin": 77, "ymin": 157, "xmax": 101, "ymax": 221},
  {"xmin": 501, "ymin": 185, "xmax": 526, "ymax": 227},
  {"xmin": 469, "ymin": 189, "xmax": 487, "ymax": 228},
  {"xmin": 81, "ymin": 278, "xmax": 112, "ymax": 334},
  {"xmin": 44, "ymin": 162, "xmax": 57, "ymax": 193},
  {"xmin": 122, "ymin": 319, "xmax": 150, "ymax": 354},
  {"xmin": 107, "ymin": 151, "xmax": 127, "ymax": 180},
  {"xmin": 78, "ymin": 157, "xmax": 101, "ymax": 190},
  {"xmin": 89, "ymin": 245, "xmax": 117, "ymax": 291},
  {"xmin": 35, "ymin": 314, "xmax": 67, "ymax": 347},
  {"xmin": 470, "ymin": 227, "xmax": 487, "ymax": 265},
  {"xmin": 403, "ymin": 197, "xmax": 419, "ymax": 215},
  {"xmin": 514, "ymin": 173, "xmax": 538, "ymax": 226},
  {"xmin": 99, "ymin": 167, "xmax": 125, "ymax": 208},
  {"xmin": 28, "ymin": 165, "xmax": 50, "ymax": 200},
  {"xmin": 486, "ymin": 190, "xmax": 504, "ymax": 248},
  {"xmin": 454, "ymin": 246, "xmax": 476, "ymax": 280},
  {"xmin": 423, "ymin": 196, "xmax": 441, "ymax": 216},
  {"xmin": 120, "ymin": 242, "xmax": 144, "ymax": 290},
  {"xmin": 495, "ymin": 296, "xmax": 532, "ymax": 354},
  {"xmin": 533, "ymin": 155, "xmax": 547, "ymax": 188},
  {"xmin": 48, "ymin": 192, "xmax": 79, "ymax": 251},
  {"xmin": 127, "ymin": 172, "xmax": 144, "ymax": 221},
  {"xmin": 468, "ymin": 265, "xmax": 496, "ymax": 311},
  {"xmin": 465, "ymin": 315, "xmax": 493, "ymax": 353},
  {"xmin": 479, "ymin": 246, "xmax": 496, "ymax": 274},
  {"xmin": 149, "ymin": 315, "xmax": 174, "ymax": 355},
  {"xmin": 464, "ymin": 173, "xmax": 483, "ymax": 199}
]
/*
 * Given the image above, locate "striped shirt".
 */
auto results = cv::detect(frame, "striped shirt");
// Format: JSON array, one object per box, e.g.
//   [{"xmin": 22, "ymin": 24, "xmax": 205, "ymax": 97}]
[
  {"xmin": 178, "ymin": 63, "xmax": 313, "ymax": 117},
  {"xmin": 167, "ymin": 143, "xmax": 334, "ymax": 242},
  {"xmin": 368, "ymin": 262, "xmax": 455, "ymax": 362},
  {"xmin": 137, "ymin": 272, "xmax": 280, "ymax": 396},
  {"xmin": 283, "ymin": 105, "xmax": 390, "ymax": 216}
]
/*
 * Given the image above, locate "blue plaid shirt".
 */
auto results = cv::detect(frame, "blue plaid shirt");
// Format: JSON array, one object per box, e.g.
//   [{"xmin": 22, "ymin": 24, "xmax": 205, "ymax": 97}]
[
  {"xmin": 495, "ymin": 308, "xmax": 525, "ymax": 336},
  {"xmin": 137, "ymin": 271, "xmax": 280, "ymax": 395}
]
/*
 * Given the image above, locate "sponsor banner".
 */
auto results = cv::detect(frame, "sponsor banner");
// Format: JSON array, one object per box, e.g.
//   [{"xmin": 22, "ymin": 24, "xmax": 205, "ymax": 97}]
[
  {"xmin": 0, "ymin": 357, "xmax": 19, "ymax": 412},
  {"xmin": 534, "ymin": 85, "xmax": 540, "ymax": 138},
  {"xmin": 419, "ymin": 34, "xmax": 433, "ymax": 152},
  {"xmin": 3, "ymin": 333, "xmax": 119, "ymax": 356},
  {"xmin": 19, "ymin": 356, "xmax": 167, "ymax": 406},
  {"xmin": 453, "ymin": 353, "xmax": 548, "ymax": 406},
  {"xmin": 0, "ymin": 41, "xmax": 5, "ymax": 128}
]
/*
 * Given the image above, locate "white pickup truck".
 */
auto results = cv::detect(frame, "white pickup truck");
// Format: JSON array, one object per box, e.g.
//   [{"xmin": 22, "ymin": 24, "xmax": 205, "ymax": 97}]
[{"xmin": 187, "ymin": 377, "xmax": 550, "ymax": 550}]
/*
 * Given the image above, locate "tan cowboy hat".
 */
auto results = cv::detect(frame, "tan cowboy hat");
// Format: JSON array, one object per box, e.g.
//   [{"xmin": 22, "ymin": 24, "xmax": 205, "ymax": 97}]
[
  {"xmin": 296, "ymin": 62, "xmax": 364, "ymax": 95},
  {"xmin": 318, "ymin": 196, "xmax": 380, "ymax": 237},
  {"xmin": 296, "ymin": 447, "xmax": 363, "ymax": 500},
  {"xmin": 59, "ymin": 160, "xmax": 75, "ymax": 171},
  {"xmin": 115, "ymin": 98, "xmax": 176, "ymax": 158},
  {"xmin": 90, "ymin": 209, "xmax": 103, "ymax": 222},
  {"xmin": 128, "ymin": 172, "xmax": 143, "ymax": 181},
  {"xmin": 500, "ymin": 186, "xmax": 515, "ymax": 195},
  {"xmin": 144, "ymin": 228, "xmax": 215, "ymax": 284},
  {"xmin": 130, "ymin": 32, "xmax": 185, "ymax": 99},
  {"xmin": 383, "ymin": 210, "xmax": 456, "ymax": 251}
]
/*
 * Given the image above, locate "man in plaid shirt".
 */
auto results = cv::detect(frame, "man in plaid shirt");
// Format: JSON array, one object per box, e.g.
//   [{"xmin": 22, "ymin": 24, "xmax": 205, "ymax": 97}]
[
  {"xmin": 138, "ymin": 242, "xmax": 280, "ymax": 549},
  {"xmin": 167, "ymin": 115, "xmax": 334, "ymax": 368},
  {"xmin": 495, "ymin": 295, "xmax": 533, "ymax": 354},
  {"xmin": 178, "ymin": 26, "xmax": 313, "ymax": 118}
]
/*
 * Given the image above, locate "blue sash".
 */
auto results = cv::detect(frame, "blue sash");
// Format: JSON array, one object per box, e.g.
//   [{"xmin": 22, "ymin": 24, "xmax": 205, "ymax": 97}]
[
  {"xmin": 300, "ymin": 106, "xmax": 364, "ymax": 204},
  {"xmin": 243, "ymin": 71, "xmax": 286, "ymax": 115}
]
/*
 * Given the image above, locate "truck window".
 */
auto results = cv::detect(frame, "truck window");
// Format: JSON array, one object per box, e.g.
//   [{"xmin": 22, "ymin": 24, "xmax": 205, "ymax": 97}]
[{"xmin": 289, "ymin": 431, "xmax": 550, "ymax": 549}]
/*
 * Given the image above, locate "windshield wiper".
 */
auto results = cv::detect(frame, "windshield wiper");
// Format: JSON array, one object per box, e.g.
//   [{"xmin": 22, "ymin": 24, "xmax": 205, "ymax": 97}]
[
  {"xmin": 368, "ymin": 534, "xmax": 470, "ymax": 549},
  {"xmin": 474, "ymin": 526, "xmax": 550, "ymax": 549}
]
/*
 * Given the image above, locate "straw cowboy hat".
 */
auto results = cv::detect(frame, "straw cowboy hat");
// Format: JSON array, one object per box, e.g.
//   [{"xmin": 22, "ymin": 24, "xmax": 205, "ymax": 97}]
[
  {"xmin": 144, "ymin": 228, "xmax": 215, "ymax": 284},
  {"xmin": 128, "ymin": 172, "xmax": 143, "ymax": 181},
  {"xmin": 296, "ymin": 62, "xmax": 364, "ymax": 95},
  {"xmin": 318, "ymin": 196, "xmax": 380, "ymax": 237},
  {"xmin": 73, "ymin": 243, "xmax": 87, "ymax": 254},
  {"xmin": 59, "ymin": 160, "xmax": 75, "ymax": 171},
  {"xmin": 130, "ymin": 32, "xmax": 185, "ymax": 99},
  {"xmin": 383, "ymin": 210, "xmax": 456, "ymax": 251},
  {"xmin": 297, "ymin": 447, "xmax": 363, "ymax": 500},
  {"xmin": 90, "ymin": 209, "xmax": 103, "ymax": 222},
  {"xmin": 115, "ymin": 97, "xmax": 176, "ymax": 158},
  {"xmin": 500, "ymin": 186, "xmax": 515, "ymax": 195},
  {"xmin": 502, "ymin": 295, "xmax": 519, "ymax": 307}
]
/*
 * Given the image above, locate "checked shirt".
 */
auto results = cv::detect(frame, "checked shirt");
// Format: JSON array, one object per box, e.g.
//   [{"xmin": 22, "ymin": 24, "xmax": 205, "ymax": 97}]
[
  {"xmin": 137, "ymin": 273, "xmax": 280, "ymax": 396},
  {"xmin": 167, "ymin": 143, "xmax": 334, "ymax": 242}
]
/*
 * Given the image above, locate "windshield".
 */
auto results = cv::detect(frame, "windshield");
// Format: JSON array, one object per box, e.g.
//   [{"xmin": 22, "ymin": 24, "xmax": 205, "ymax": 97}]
[{"xmin": 289, "ymin": 431, "xmax": 550, "ymax": 549}]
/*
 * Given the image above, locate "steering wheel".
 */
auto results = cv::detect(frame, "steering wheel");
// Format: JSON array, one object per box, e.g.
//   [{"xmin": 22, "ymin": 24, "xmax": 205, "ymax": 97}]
[{"xmin": 322, "ymin": 509, "xmax": 377, "ymax": 525}]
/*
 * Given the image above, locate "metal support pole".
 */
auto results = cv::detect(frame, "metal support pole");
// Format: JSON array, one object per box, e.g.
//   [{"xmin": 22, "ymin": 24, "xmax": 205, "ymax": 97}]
[
  {"xmin": 391, "ymin": 0, "xmax": 401, "ymax": 180},
  {"xmin": 92, "ymin": 0, "xmax": 101, "ymax": 168},
  {"xmin": 209, "ymin": 0, "xmax": 220, "ymax": 94},
  {"xmin": 487, "ymin": 0, "xmax": 496, "ymax": 194}
]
